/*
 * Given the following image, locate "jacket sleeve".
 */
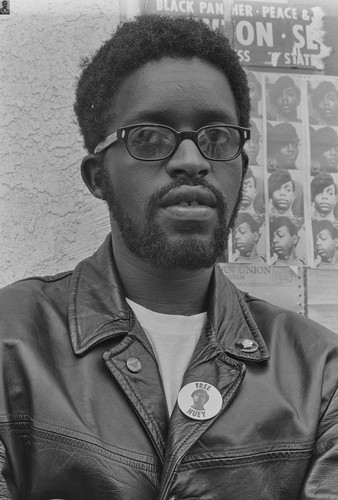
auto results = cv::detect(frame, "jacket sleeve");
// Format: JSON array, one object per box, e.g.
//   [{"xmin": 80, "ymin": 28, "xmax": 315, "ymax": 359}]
[
  {"xmin": 301, "ymin": 383, "xmax": 338, "ymax": 498},
  {"xmin": 0, "ymin": 439, "xmax": 17, "ymax": 499}
]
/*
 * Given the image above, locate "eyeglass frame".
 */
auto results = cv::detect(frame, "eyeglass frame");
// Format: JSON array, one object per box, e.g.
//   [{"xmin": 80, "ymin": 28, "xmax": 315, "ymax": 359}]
[{"xmin": 94, "ymin": 123, "xmax": 251, "ymax": 161}]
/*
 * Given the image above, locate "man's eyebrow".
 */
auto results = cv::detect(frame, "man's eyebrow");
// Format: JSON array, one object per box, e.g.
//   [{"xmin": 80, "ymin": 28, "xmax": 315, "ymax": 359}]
[{"xmin": 123, "ymin": 108, "xmax": 238, "ymax": 126}]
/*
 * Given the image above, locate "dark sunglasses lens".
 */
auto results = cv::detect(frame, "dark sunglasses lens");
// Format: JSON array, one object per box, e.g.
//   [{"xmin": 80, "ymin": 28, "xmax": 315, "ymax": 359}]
[
  {"xmin": 128, "ymin": 126, "xmax": 176, "ymax": 159},
  {"xmin": 198, "ymin": 127, "xmax": 241, "ymax": 160}
]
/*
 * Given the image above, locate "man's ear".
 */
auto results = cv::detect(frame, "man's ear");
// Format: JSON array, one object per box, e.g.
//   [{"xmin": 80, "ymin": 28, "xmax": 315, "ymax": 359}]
[
  {"xmin": 81, "ymin": 154, "xmax": 105, "ymax": 200},
  {"xmin": 253, "ymin": 230, "xmax": 260, "ymax": 243}
]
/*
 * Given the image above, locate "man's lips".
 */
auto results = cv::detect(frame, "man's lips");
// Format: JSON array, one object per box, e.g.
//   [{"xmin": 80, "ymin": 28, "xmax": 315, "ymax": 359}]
[
  {"xmin": 160, "ymin": 186, "xmax": 217, "ymax": 208},
  {"xmin": 159, "ymin": 186, "xmax": 218, "ymax": 221}
]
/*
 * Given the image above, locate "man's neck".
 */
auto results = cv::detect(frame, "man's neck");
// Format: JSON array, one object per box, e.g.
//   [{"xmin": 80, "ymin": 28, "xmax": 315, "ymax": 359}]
[{"xmin": 111, "ymin": 235, "xmax": 213, "ymax": 316}]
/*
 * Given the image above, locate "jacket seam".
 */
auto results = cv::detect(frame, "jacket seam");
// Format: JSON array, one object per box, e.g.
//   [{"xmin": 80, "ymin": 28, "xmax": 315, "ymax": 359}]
[
  {"xmin": 0, "ymin": 416, "xmax": 158, "ymax": 467},
  {"xmin": 0, "ymin": 425, "xmax": 159, "ymax": 472},
  {"xmin": 182, "ymin": 439, "xmax": 315, "ymax": 460},
  {"xmin": 180, "ymin": 449, "xmax": 313, "ymax": 470}
]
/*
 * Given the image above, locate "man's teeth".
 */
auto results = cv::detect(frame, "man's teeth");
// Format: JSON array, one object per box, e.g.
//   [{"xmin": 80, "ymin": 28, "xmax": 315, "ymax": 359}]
[{"xmin": 177, "ymin": 200, "xmax": 200, "ymax": 207}]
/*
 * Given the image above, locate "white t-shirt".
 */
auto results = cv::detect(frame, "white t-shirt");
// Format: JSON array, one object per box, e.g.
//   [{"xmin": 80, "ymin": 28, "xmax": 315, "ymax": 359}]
[{"xmin": 126, "ymin": 298, "xmax": 207, "ymax": 416}]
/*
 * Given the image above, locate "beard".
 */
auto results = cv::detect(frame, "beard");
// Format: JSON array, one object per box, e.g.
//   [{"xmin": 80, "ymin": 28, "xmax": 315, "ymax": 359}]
[{"xmin": 101, "ymin": 171, "xmax": 243, "ymax": 271}]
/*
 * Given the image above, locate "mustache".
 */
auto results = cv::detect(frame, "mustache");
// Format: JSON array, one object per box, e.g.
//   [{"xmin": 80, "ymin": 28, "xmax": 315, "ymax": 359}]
[{"xmin": 146, "ymin": 176, "xmax": 227, "ymax": 217}]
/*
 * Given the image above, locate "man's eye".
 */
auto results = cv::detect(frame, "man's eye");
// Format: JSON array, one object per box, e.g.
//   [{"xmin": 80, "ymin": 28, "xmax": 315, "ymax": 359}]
[{"xmin": 134, "ymin": 130, "xmax": 159, "ymax": 143}]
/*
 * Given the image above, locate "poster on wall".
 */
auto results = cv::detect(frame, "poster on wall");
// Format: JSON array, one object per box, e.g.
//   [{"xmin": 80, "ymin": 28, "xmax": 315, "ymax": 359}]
[
  {"xmin": 231, "ymin": 1, "xmax": 331, "ymax": 70},
  {"xmin": 228, "ymin": 70, "xmax": 338, "ymax": 270},
  {"xmin": 120, "ymin": 0, "xmax": 336, "ymax": 72}
]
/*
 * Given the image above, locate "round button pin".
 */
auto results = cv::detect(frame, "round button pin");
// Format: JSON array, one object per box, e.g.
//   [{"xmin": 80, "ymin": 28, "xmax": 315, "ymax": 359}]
[
  {"xmin": 235, "ymin": 339, "xmax": 258, "ymax": 353},
  {"xmin": 126, "ymin": 357, "xmax": 142, "ymax": 373},
  {"xmin": 178, "ymin": 382, "xmax": 222, "ymax": 420}
]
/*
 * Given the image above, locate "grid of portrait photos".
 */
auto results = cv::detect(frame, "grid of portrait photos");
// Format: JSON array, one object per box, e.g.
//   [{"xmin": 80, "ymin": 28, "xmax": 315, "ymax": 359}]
[{"xmin": 227, "ymin": 71, "xmax": 338, "ymax": 268}]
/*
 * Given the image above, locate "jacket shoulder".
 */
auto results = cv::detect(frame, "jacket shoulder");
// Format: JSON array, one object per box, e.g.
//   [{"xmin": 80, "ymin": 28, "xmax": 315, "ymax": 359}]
[{"xmin": 0, "ymin": 271, "xmax": 73, "ymax": 336}]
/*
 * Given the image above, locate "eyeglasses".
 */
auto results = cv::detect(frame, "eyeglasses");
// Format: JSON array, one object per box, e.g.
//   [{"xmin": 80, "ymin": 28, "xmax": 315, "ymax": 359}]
[{"xmin": 94, "ymin": 123, "xmax": 250, "ymax": 161}]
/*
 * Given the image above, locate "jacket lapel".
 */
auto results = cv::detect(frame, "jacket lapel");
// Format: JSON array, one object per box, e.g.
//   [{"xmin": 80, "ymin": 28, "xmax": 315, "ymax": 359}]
[{"xmin": 67, "ymin": 236, "xmax": 270, "ymax": 481}]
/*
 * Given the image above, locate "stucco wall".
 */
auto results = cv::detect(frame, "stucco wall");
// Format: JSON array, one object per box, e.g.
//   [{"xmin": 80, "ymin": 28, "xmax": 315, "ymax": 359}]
[{"xmin": 0, "ymin": 0, "xmax": 122, "ymax": 287}]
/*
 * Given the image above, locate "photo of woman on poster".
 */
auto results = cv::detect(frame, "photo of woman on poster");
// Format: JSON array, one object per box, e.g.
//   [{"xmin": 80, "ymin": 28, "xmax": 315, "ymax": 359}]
[
  {"xmin": 309, "ymin": 80, "xmax": 338, "ymax": 127},
  {"xmin": 267, "ymin": 75, "xmax": 301, "ymax": 123}
]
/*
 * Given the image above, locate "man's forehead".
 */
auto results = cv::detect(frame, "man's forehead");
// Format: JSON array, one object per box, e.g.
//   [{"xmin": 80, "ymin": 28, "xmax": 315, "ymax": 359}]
[{"xmin": 109, "ymin": 57, "xmax": 238, "ymax": 129}]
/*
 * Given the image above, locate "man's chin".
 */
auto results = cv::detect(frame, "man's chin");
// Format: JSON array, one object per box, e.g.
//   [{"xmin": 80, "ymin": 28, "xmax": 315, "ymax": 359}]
[{"xmin": 130, "ymin": 233, "xmax": 228, "ymax": 271}]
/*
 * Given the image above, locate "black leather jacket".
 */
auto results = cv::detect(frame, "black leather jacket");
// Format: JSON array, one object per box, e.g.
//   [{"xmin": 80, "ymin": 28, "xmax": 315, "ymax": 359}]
[{"xmin": 0, "ymin": 235, "xmax": 338, "ymax": 499}]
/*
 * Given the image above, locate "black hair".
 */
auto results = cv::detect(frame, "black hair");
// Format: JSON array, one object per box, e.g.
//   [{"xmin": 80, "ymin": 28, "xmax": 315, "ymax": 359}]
[
  {"xmin": 268, "ymin": 169, "xmax": 295, "ymax": 198},
  {"xmin": 235, "ymin": 212, "xmax": 259, "ymax": 233},
  {"xmin": 270, "ymin": 216, "xmax": 298, "ymax": 238},
  {"xmin": 312, "ymin": 219, "xmax": 338, "ymax": 240},
  {"xmin": 74, "ymin": 15, "xmax": 251, "ymax": 153},
  {"xmin": 311, "ymin": 172, "xmax": 337, "ymax": 201},
  {"xmin": 269, "ymin": 76, "xmax": 300, "ymax": 105}
]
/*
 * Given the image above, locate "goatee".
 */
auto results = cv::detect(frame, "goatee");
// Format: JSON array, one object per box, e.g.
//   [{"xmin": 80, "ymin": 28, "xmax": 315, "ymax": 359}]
[{"xmin": 101, "ymin": 172, "xmax": 242, "ymax": 271}]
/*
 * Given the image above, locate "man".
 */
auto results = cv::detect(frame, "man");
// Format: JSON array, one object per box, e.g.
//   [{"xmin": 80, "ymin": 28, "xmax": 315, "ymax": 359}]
[
  {"xmin": 310, "ymin": 126, "xmax": 338, "ymax": 174},
  {"xmin": 0, "ymin": 14, "xmax": 338, "ymax": 499},
  {"xmin": 267, "ymin": 75, "xmax": 301, "ymax": 122},
  {"xmin": 191, "ymin": 388, "xmax": 209, "ymax": 411},
  {"xmin": 267, "ymin": 122, "xmax": 300, "ymax": 171},
  {"xmin": 233, "ymin": 212, "xmax": 265, "ymax": 263},
  {"xmin": 313, "ymin": 220, "xmax": 338, "ymax": 267},
  {"xmin": 270, "ymin": 216, "xmax": 304, "ymax": 266},
  {"xmin": 0, "ymin": 0, "xmax": 9, "ymax": 14},
  {"xmin": 238, "ymin": 167, "xmax": 263, "ymax": 223},
  {"xmin": 311, "ymin": 80, "xmax": 338, "ymax": 126},
  {"xmin": 311, "ymin": 172, "xmax": 338, "ymax": 223}
]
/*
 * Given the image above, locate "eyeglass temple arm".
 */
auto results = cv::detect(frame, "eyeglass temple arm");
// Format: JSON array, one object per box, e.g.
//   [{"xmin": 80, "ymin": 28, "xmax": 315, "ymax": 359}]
[{"xmin": 94, "ymin": 131, "xmax": 118, "ymax": 154}]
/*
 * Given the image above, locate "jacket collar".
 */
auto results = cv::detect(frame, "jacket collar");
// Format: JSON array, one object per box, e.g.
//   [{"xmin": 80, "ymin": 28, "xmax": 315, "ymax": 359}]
[{"xmin": 68, "ymin": 235, "xmax": 269, "ymax": 362}]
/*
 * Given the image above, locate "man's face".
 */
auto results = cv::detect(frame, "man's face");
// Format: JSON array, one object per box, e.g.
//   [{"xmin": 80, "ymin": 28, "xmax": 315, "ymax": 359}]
[
  {"xmin": 192, "ymin": 392, "xmax": 207, "ymax": 408},
  {"xmin": 275, "ymin": 141, "xmax": 299, "ymax": 169},
  {"xmin": 314, "ymin": 184, "xmax": 336, "ymax": 215},
  {"xmin": 318, "ymin": 91, "xmax": 338, "ymax": 122},
  {"xmin": 234, "ymin": 222, "xmax": 257, "ymax": 255},
  {"xmin": 276, "ymin": 87, "xmax": 299, "ymax": 118},
  {"xmin": 271, "ymin": 181, "xmax": 295, "ymax": 211},
  {"xmin": 316, "ymin": 229, "xmax": 336, "ymax": 262},
  {"xmin": 100, "ymin": 57, "xmax": 244, "ymax": 270},
  {"xmin": 241, "ymin": 176, "xmax": 256, "ymax": 208},
  {"xmin": 272, "ymin": 225, "xmax": 294, "ymax": 259}
]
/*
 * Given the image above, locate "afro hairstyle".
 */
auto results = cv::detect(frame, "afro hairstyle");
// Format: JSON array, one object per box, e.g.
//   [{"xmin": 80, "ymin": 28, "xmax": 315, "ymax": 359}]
[{"xmin": 74, "ymin": 15, "xmax": 251, "ymax": 154}]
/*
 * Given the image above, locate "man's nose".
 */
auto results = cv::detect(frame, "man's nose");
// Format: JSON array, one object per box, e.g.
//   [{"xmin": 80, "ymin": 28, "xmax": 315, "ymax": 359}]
[{"xmin": 165, "ymin": 139, "xmax": 211, "ymax": 178}]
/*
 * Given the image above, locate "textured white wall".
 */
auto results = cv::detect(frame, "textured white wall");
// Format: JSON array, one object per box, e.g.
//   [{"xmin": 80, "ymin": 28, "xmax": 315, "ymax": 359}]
[{"xmin": 0, "ymin": 0, "xmax": 122, "ymax": 287}]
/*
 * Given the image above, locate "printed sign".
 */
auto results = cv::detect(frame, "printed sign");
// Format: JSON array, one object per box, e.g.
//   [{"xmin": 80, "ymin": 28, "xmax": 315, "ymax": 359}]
[{"xmin": 232, "ymin": 2, "xmax": 331, "ymax": 70}]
